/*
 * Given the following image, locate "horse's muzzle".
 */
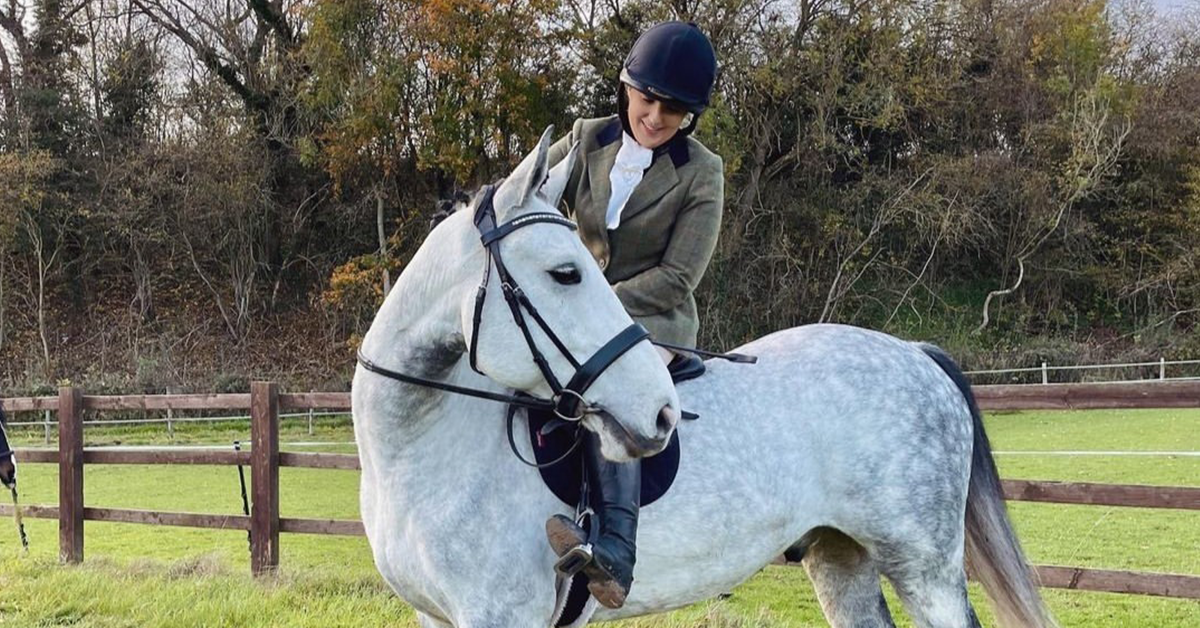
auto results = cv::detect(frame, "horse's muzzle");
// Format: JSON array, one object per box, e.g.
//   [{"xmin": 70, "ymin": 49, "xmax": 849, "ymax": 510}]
[{"xmin": 597, "ymin": 405, "xmax": 677, "ymax": 459}]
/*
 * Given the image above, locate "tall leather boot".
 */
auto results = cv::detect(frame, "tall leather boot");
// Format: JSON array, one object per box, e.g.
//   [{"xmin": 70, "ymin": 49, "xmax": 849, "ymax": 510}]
[{"xmin": 546, "ymin": 430, "xmax": 641, "ymax": 609}]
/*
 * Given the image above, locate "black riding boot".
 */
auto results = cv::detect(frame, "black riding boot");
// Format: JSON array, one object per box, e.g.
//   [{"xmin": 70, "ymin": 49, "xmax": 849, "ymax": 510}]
[{"xmin": 546, "ymin": 431, "xmax": 641, "ymax": 609}]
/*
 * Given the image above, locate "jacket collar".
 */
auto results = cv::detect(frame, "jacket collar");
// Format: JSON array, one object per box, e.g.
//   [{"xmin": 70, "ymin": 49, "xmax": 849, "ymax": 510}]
[
  {"xmin": 588, "ymin": 118, "xmax": 681, "ymax": 226},
  {"xmin": 596, "ymin": 118, "xmax": 690, "ymax": 169}
]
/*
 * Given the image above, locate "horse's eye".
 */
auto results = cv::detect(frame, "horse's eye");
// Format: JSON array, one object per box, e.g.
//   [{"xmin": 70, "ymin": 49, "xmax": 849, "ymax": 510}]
[{"xmin": 548, "ymin": 266, "xmax": 581, "ymax": 285}]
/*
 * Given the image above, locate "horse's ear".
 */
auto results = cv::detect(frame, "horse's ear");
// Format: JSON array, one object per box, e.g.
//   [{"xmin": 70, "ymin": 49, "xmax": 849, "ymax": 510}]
[
  {"xmin": 495, "ymin": 126, "xmax": 554, "ymax": 219},
  {"xmin": 540, "ymin": 140, "xmax": 578, "ymax": 210}
]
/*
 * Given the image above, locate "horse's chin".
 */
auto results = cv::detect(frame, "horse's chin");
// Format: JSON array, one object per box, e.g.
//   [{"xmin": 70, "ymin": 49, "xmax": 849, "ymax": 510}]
[{"xmin": 587, "ymin": 410, "xmax": 669, "ymax": 462}]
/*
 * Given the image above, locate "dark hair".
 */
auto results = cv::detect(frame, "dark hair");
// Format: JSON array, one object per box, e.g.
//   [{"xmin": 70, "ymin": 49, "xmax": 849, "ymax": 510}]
[{"xmin": 617, "ymin": 83, "xmax": 699, "ymax": 139}]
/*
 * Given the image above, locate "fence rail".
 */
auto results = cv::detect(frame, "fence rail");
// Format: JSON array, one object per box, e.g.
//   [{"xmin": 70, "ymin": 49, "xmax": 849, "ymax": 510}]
[
  {"xmin": 2, "ymin": 382, "xmax": 1198, "ymax": 598},
  {"xmin": 966, "ymin": 357, "xmax": 1200, "ymax": 385}
]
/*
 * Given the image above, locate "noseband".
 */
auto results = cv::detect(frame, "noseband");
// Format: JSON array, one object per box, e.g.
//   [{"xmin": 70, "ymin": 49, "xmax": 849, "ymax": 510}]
[{"xmin": 358, "ymin": 183, "xmax": 651, "ymax": 423}]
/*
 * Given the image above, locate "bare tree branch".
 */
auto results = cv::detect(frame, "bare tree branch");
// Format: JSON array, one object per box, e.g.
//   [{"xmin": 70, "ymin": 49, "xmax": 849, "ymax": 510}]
[
  {"xmin": 130, "ymin": 0, "xmax": 268, "ymax": 115},
  {"xmin": 819, "ymin": 168, "xmax": 933, "ymax": 322},
  {"xmin": 976, "ymin": 90, "xmax": 1133, "ymax": 333}
]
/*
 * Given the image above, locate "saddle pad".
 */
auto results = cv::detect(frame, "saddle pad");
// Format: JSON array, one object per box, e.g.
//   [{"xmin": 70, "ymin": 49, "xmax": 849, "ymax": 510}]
[{"xmin": 527, "ymin": 411, "xmax": 681, "ymax": 509}]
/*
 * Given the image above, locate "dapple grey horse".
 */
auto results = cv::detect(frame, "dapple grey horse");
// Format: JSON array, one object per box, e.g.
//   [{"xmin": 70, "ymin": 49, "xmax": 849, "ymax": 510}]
[{"xmin": 351, "ymin": 128, "xmax": 1055, "ymax": 628}]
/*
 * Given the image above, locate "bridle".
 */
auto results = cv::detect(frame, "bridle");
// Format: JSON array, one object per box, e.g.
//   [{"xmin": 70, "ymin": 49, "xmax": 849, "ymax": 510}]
[{"xmin": 357, "ymin": 182, "xmax": 653, "ymax": 429}]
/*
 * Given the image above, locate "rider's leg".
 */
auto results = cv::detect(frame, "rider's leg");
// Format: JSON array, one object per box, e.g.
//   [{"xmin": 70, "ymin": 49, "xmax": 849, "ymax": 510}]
[
  {"xmin": 544, "ymin": 346, "xmax": 670, "ymax": 609},
  {"xmin": 546, "ymin": 429, "xmax": 642, "ymax": 609}
]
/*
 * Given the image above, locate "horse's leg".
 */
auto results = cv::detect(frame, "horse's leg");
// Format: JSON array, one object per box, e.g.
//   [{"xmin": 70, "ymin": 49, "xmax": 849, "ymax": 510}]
[
  {"xmin": 417, "ymin": 612, "xmax": 453, "ymax": 628},
  {"xmin": 803, "ymin": 529, "xmax": 897, "ymax": 628},
  {"xmin": 877, "ymin": 548, "xmax": 981, "ymax": 628}
]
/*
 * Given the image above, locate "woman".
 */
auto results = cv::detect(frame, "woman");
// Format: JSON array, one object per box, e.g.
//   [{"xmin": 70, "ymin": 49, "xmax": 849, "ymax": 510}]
[{"xmin": 543, "ymin": 21, "xmax": 723, "ymax": 609}]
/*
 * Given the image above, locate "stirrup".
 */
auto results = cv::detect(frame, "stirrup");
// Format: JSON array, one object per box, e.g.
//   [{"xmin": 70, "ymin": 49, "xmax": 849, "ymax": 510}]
[{"xmin": 553, "ymin": 543, "xmax": 594, "ymax": 577}]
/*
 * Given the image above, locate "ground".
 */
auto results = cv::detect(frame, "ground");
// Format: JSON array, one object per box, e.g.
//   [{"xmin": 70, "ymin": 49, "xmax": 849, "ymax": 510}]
[{"xmin": 0, "ymin": 408, "xmax": 1197, "ymax": 626}]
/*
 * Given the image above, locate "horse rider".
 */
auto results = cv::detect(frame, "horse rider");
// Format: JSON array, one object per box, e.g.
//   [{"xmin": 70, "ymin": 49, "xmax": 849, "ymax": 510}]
[{"xmin": 544, "ymin": 21, "xmax": 724, "ymax": 609}]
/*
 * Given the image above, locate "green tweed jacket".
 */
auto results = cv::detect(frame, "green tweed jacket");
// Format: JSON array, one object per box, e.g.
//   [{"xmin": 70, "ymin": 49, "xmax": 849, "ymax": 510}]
[{"xmin": 547, "ymin": 116, "xmax": 724, "ymax": 348}]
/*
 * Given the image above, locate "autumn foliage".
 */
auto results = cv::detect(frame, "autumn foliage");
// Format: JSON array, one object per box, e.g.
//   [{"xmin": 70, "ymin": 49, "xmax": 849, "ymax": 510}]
[{"xmin": 2, "ymin": 0, "xmax": 1200, "ymax": 393}]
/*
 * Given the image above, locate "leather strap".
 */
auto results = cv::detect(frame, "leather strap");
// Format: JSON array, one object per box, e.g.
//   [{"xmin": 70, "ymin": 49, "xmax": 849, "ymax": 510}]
[
  {"xmin": 555, "ymin": 323, "xmax": 650, "ymax": 420},
  {"xmin": 357, "ymin": 351, "xmax": 557, "ymax": 412},
  {"xmin": 361, "ymin": 182, "xmax": 667, "ymax": 446},
  {"xmin": 481, "ymin": 212, "xmax": 576, "ymax": 246}
]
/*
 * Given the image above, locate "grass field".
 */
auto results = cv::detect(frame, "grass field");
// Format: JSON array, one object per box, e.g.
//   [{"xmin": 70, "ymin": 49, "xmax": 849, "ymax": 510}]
[{"xmin": 1, "ymin": 408, "xmax": 1198, "ymax": 626}]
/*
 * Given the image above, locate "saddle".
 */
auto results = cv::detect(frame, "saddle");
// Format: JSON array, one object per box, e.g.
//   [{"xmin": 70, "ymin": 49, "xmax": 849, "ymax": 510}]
[{"xmin": 529, "ymin": 354, "xmax": 704, "ymax": 628}]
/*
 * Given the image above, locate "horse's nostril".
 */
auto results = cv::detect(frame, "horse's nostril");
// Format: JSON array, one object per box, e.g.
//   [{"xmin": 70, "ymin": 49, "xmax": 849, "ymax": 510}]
[{"xmin": 656, "ymin": 405, "xmax": 678, "ymax": 437}]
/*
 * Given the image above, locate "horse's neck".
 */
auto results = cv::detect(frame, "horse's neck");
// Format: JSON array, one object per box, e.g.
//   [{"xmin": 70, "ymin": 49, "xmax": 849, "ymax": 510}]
[
  {"xmin": 364, "ymin": 208, "xmax": 478, "ymax": 353},
  {"xmin": 358, "ymin": 349, "xmax": 512, "ymax": 466},
  {"xmin": 356, "ymin": 209, "xmax": 516, "ymax": 475}
]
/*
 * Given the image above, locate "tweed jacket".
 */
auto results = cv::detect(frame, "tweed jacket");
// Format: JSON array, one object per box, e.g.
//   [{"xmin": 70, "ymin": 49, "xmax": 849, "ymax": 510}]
[{"xmin": 547, "ymin": 116, "xmax": 724, "ymax": 348}]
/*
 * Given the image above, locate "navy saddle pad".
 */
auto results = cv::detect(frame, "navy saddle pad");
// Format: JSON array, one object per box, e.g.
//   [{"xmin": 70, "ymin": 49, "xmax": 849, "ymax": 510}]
[
  {"xmin": 528, "ymin": 353, "xmax": 703, "ymax": 507},
  {"xmin": 526, "ymin": 412, "xmax": 680, "ymax": 508}
]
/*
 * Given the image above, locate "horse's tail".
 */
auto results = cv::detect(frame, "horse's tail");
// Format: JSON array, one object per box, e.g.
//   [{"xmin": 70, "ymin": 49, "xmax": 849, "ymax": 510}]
[{"xmin": 917, "ymin": 343, "xmax": 1057, "ymax": 628}]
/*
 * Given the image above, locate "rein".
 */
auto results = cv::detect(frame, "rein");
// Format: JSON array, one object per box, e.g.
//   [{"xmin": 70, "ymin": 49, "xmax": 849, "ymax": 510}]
[
  {"xmin": 10, "ymin": 486, "xmax": 28, "ymax": 551},
  {"xmin": 356, "ymin": 352, "xmax": 557, "ymax": 413},
  {"xmin": 2, "ymin": 428, "xmax": 25, "ymax": 551}
]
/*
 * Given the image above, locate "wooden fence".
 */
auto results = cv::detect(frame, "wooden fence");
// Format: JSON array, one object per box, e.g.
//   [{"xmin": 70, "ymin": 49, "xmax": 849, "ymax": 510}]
[{"xmin": 1, "ymin": 381, "xmax": 1198, "ymax": 599}]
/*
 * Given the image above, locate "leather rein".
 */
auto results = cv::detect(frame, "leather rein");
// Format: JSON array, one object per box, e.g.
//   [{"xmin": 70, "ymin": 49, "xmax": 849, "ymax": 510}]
[{"xmin": 357, "ymin": 184, "xmax": 653, "ymax": 455}]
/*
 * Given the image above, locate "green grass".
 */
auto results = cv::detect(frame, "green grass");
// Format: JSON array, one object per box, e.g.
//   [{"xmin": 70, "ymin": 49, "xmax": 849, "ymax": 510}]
[
  {"xmin": 983, "ymin": 408, "xmax": 1200, "ymax": 453},
  {"xmin": 2, "ymin": 408, "xmax": 1199, "ymax": 626}
]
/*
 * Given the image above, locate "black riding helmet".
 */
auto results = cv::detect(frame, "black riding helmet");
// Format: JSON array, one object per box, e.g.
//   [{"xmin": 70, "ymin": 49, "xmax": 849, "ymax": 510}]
[{"xmin": 618, "ymin": 21, "xmax": 717, "ymax": 137}]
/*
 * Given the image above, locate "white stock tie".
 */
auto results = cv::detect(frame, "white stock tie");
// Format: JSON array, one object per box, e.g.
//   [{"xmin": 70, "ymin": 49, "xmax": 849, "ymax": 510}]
[{"xmin": 605, "ymin": 132, "xmax": 654, "ymax": 230}]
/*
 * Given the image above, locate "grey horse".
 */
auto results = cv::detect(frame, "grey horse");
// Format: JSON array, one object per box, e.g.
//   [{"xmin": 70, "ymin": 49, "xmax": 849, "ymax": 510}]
[{"xmin": 351, "ymin": 127, "xmax": 1055, "ymax": 628}]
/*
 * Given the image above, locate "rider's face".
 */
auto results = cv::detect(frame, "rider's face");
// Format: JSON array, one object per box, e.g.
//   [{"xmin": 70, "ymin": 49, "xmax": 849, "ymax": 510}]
[{"xmin": 625, "ymin": 85, "xmax": 689, "ymax": 149}]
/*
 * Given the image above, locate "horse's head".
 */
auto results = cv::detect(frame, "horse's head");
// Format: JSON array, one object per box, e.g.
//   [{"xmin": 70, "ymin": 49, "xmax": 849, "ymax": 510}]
[
  {"xmin": 0, "ymin": 407, "xmax": 15, "ymax": 489},
  {"xmin": 465, "ymin": 127, "xmax": 681, "ymax": 460}
]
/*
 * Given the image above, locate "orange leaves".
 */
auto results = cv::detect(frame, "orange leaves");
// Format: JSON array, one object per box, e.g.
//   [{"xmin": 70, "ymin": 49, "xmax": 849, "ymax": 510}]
[
  {"xmin": 303, "ymin": 0, "xmax": 572, "ymax": 185},
  {"xmin": 323, "ymin": 254, "xmax": 399, "ymax": 312}
]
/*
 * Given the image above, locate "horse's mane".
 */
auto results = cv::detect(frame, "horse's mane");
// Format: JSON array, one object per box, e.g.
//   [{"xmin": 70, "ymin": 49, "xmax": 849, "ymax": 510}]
[{"xmin": 428, "ymin": 188, "xmax": 476, "ymax": 232}]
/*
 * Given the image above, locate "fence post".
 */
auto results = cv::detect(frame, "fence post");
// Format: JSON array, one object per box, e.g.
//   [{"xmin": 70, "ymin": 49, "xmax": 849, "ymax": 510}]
[
  {"xmin": 58, "ymin": 385, "xmax": 84, "ymax": 564},
  {"xmin": 1041, "ymin": 362, "xmax": 1048, "ymax": 385},
  {"xmin": 43, "ymin": 409, "xmax": 51, "ymax": 444},
  {"xmin": 1160, "ymin": 358, "xmax": 1166, "ymax": 381},
  {"xmin": 166, "ymin": 387, "xmax": 174, "ymax": 440},
  {"xmin": 250, "ymin": 381, "xmax": 279, "ymax": 576}
]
